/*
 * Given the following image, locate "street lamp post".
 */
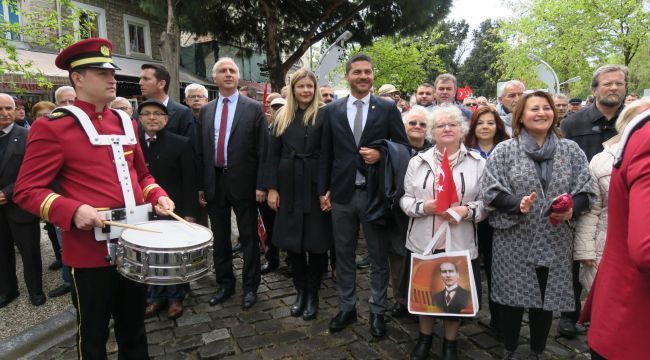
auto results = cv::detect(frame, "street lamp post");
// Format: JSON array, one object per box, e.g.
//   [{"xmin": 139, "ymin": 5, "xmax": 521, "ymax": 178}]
[
  {"xmin": 527, "ymin": 53, "xmax": 560, "ymax": 94},
  {"xmin": 316, "ymin": 31, "xmax": 353, "ymax": 86}
]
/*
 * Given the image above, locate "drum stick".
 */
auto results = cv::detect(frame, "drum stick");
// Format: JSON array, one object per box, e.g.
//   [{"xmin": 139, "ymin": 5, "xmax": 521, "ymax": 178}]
[
  {"xmin": 166, "ymin": 210, "xmax": 196, "ymax": 230},
  {"xmin": 103, "ymin": 221, "xmax": 162, "ymax": 233}
]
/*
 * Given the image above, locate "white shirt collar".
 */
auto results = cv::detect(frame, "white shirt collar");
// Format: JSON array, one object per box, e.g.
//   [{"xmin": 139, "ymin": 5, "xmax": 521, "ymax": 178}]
[
  {"xmin": 347, "ymin": 92, "xmax": 371, "ymax": 106},
  {"xmin": 0, "ymin": 122, "xmax": 14, "ymax": 136},
  {"xmin": 445, "ymin": 284, "xmax": 458, "ymax": 292}
]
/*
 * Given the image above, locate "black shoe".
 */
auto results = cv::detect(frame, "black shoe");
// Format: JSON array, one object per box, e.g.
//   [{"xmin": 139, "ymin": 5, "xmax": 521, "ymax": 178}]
[
  {"xmin": 208, "ymin": 287, "xmax": 234, "ymax": 306},
  {"xmin": 441, "ymin": 339, "xmax": 458, "ymax": 360},
  {"xmin": 557, "ymin": 317, "xmax": 578, "ymax": 338},
  {"xmin": 329, "ymin": 309, "xmax": 357, "ymax": 332},
  {"xmin": 356, "ymin": 256, "xmax": 370, "ymax": 269},
  {"xmin": 390, "ymin": 301, "xmax": 408, "ymax": 318},
  {"xmin": 30, "ymin": 292, "xmax": 46, "ymax": 306},
  {"xmin": 369, "ymin": 313, "xmax": 386, "ymax": 338},
  {"xmin": 261, "ymin": 261, "xmax": 279, "ymax": 275},
  {"xmin": 290, "ymin": 289, "xmax": 306, "ymax": 317},
  {"xmin": 0, "ymin": 290, "xmax": 20, "ymax": 309},
  {"xmin": 48, "ymin": 260, "xmax": 62, "ymax": 271},
  {"xmin": 410, "ymin": 332, "xmax": 433, "ymax": 360},
  {"xmin": 48, "ymin": 284, "xmax": 71, "ymax": 298},
  {"xmin": 242, "ymin": 291, "xmax": 257, "ymax": 309},
  {"xmin": 232, "ymin": 242, "xmax": 242, "ymax": 253},
  {"xmin": 302, "ymin": 291, "xmax": 319, "ymax": 321}
]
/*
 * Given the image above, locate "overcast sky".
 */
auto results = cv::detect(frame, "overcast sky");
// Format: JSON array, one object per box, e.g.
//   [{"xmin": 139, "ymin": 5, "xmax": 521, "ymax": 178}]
[{"xmin": 447, "ymin": 0, "xmax": 513, "ymax": 30}]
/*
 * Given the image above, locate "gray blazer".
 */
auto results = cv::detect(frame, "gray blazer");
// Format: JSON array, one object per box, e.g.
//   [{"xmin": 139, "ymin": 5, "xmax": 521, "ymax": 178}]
[{"xmin": 196, "ymin": 95, "xmax": 267, "ymax": 201}]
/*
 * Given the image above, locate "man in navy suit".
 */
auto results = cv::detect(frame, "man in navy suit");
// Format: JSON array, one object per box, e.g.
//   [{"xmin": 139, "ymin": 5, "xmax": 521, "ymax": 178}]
[
  {"xmin": 0, "ymin": 93, "xmax": 44, "ymax": 308},
  {"xmin": 196, "ymin": 57, "xmax": 267, "ymax": 310},
  {"xmin": 319, "ymin": 54, "xmax": 408, "ymax": 338}
]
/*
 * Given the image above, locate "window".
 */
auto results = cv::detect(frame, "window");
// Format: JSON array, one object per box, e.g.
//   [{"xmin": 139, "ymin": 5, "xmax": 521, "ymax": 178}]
[
  {"xmin": 123, "ymin": 15, "xmax": 151, "ymax": 57},
  {"xmin": 0, "ymin": 1, "xmax": 21, "ymax": 40},
  {"xmin": 72, "ymin": 2, "xmax": 106, "ymax": 40}
]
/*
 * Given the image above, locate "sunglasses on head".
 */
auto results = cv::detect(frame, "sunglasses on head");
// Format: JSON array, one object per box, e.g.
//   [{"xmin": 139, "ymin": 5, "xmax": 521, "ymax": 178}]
[{"xmin": 408, "ymin": 120, "xmax": 427, "ymax": 128}]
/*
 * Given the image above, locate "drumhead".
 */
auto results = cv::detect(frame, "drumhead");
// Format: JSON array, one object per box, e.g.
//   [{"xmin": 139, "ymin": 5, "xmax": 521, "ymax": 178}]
[{"xmin": 120, "ymin": 220, "xmax": 212, "ymax": 249}]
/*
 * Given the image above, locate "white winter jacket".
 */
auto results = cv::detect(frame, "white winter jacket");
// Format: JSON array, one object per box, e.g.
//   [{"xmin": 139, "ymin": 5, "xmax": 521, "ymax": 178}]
[{"xmin": 400, "ymin": 144, "xmax": 487, "ymax": 259}]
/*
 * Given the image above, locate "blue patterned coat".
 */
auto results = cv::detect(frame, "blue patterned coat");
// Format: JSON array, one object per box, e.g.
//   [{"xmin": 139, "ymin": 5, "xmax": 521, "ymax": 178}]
[{"xmin": 480, "ymin": 138, "xmax": 594, "ymax": 311}]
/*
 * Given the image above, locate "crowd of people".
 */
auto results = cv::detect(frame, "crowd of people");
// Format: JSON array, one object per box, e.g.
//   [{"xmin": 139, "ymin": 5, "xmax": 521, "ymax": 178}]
[{"xmin": 0, "ymin": 36, "xmax": 649, "ymax": 360}]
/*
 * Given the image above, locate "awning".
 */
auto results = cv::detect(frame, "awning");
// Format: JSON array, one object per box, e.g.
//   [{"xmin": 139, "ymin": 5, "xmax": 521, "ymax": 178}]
[{"xmin": 1, "ymin": 48, "xmax": 213, "ymax": 86}]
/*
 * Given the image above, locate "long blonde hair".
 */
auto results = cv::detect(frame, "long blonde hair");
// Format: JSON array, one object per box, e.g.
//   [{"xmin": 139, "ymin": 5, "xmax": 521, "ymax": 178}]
[
  {"xmin": 273, "ymin": 68, "xmax": 323, "ymax": 136},
  {"xmin": 605, "ymin": 98, "xmax": 650, "ymax": 145}
]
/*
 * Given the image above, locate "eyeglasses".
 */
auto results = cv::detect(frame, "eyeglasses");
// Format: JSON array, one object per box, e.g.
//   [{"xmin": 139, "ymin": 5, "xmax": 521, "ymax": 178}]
[
  {"xmin": 435, "ymin": 123, "xmax": 459, "ymax": 130},
  {"xmin": 187, "ymin": 95, "xmax": 206, "ymax": 100},
  {"xmin": 408, "ymin": 120, "xmax": 427, "ymax": 128},
  {"xmin": 140, "ymin": 112, "xmax": 166, "ymax": 117},
  {"xmin": 465, "ymin": 103, "xmax": 477, "ymax": 107}
]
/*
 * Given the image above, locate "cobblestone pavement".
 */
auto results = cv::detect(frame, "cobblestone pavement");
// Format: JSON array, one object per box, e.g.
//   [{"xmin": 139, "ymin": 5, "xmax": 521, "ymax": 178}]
[{"xmin": 34, "ymin": 240, "xmax": 591, "ymax": 360}]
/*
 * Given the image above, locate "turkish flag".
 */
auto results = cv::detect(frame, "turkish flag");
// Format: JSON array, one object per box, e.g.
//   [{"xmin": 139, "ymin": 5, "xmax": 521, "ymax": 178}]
[
  {"xmin": 456, "ymin": 85, "xmax": 473, "ymax": 101},
  {"xmin": 436, "ymin": 148, "xmax": 459, "ymax": 213},
  {"xmin": 257, "ymin": 209, "xmax": 267, "ymax": 252}
]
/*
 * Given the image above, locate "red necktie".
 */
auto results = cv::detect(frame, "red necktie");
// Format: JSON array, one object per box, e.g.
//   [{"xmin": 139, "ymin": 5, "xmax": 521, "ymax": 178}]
[{"xmin": 216, "ymin": 98, "xmax": 229, "ymax": 167}]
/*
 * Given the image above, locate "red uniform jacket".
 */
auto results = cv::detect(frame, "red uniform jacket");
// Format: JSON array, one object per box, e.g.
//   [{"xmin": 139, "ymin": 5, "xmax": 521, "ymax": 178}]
[
  {"xmin": 14, "ymin": 100, "xmax": 167, "ymax": 268},
  {"xmin": 581, "ymin": 120, "xmax": 650, "ymax": 358}
]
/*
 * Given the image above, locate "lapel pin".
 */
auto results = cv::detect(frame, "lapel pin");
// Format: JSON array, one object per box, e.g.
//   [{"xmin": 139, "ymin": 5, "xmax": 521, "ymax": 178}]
[{"xmin": 371, "ymin": 105, "xmax": 375, "ymax": 109}]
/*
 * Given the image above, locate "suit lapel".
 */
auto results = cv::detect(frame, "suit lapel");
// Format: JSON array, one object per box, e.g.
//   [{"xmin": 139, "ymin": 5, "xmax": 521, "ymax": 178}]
[
  {"xmin": 229, "ymin": 96, "xmax": 244, "ymax": 137},
  {"xmin": 336, "ymin": 96, "xmax": 356, "ymax": 146},
  {"xmin": 0, "ymin": 127, "xmax": 19, "ymax": 174}
]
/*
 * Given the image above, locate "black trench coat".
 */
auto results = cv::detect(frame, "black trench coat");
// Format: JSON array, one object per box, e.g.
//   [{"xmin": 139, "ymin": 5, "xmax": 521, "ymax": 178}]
[{"xmin": 265, "ymin": 109, "xmax": 331, "ymax": 254}]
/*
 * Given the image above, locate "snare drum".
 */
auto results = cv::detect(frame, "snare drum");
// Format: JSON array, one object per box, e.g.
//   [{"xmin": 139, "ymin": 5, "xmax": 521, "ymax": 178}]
[{"xmin": 116, "ymin": 220, "xmax": 213, "ymax": 285}]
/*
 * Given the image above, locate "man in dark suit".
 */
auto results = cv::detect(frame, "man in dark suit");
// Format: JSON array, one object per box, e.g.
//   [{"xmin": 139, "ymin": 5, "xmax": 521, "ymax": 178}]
[
  {"xmin": 137, "ymin": 99, "xmax": 198, "ymax": 319},
  {"xmin": 433, "ymin": 262, "xmax": 471, "ymax": 314},
  {"xmin": 0, "ymin": 93, "xmax": 44, "ymax": 308},
  {"xmin": 197, "ymin": 57, "xmax": 267, "ymax": 310},
  {"xmin": 139, "ymin": 63, "xmax": 195, "ymax": 138},
  {"xmin": 319, "ymin": 54, "xmax": 408, "ymax": 338}
]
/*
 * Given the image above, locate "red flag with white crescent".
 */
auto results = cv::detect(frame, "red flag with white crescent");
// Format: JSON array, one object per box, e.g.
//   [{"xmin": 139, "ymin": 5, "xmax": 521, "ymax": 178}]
[
  {"xmin": 436, "ymin": 148, "xmax": 459, "ymax": 213},
  {"xmin": 257, "ymin": 209, "xmax": 267, "ymax": 252}
]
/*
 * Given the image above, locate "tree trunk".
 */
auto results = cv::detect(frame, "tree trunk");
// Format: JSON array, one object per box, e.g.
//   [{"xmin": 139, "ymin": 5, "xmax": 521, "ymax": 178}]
[
  {"xmin": 260, "ymin": 0, "xmax": 285, "ymax": 92},
  {"xmin": 160, "ymin": 0, "xmax": 180, "ymax": 101}
]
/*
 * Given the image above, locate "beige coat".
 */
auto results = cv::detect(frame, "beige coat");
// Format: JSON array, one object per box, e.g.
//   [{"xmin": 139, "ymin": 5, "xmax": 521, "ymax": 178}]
[
  {"xmin": 574, "ymin": 143, "xmax": 617, "ymax": 290},
  {"xmin": 400, "ymin": 145, "xmax": 487, "ymax": 258}
]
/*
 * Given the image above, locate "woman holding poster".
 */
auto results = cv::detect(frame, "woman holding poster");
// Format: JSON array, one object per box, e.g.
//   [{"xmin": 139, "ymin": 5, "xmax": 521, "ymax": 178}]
[
  {"xmin": 480, "ymin": 91, "xmax": 594, "ymax": 359},
  {"xmin": 400, "ymin": 105, "xmax": 487, "ymax": 360}
]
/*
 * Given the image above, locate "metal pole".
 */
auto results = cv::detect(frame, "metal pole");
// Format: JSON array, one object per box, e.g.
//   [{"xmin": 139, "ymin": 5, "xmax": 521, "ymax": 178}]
[{"xmin": 527, "ymin": 53, "xmax": 560, "ymax": 94}]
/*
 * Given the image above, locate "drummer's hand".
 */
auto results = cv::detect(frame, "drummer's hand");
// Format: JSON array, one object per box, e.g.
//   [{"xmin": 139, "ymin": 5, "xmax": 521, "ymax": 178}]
[
  {"xmin": 155, "ymin": 196, "xmax": 175, "ymax": 216},
  {"xmin": 267, "ymin": 189, "xmax": 280, "ymax": 211},
  {"xmin": 256, "ymin": 190, "xmax": 267, "ymax": 203},
  {"xmin": 198, "ymin": 191, "xmax": 207, "ymax": 208},
  {"xmin": 73, "ymin": 204, "xmax": 104, "ymax": 230},
  {"xmin": 184, "ymin": 216, "xmax": 197, "ymax": 223}
]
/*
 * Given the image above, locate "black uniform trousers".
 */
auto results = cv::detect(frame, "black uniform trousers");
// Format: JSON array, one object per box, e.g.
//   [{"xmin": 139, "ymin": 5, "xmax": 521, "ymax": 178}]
[
  {"xmin": 0, "ymin": 206, "xmax": 42, "ymax": 297},
  {"xmin": 207, "ymin": 170, "xmax": 261, "ymax": 293},
  {"xmin": 70, "ymin": 266, "xmax": 148, "ymax": 360}
]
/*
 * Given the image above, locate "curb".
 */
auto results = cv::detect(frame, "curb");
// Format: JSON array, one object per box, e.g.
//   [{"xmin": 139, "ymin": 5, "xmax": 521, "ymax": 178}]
[{"xmin": 0, "ymin": 306, "xmax": 77, "ymax": 359}]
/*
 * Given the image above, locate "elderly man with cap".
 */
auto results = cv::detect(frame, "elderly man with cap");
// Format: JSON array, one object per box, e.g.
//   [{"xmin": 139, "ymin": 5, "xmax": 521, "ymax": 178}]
[
  {"xmin": 568, "ymin": 98, "xmax": 582, "ymax": 114},
  {"xmin": 138, "ymin": 99, "xmax": 197, "ymax": 320},
  {"xmin": 13, "ymin": 38, "xmax": 174, "ymax": 359},
  {"xmin": 377, "ymin": 84, "xmax": 399, "ymax": 101}
]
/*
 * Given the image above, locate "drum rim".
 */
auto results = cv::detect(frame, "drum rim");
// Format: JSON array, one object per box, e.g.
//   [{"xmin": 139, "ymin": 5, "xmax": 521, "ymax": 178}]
[{"xmin": 119, "ymin": 220, "xmax": 214, "ymax": 249}]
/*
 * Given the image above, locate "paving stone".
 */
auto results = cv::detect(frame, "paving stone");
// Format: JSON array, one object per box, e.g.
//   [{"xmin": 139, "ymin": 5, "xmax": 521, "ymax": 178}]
[
  {"xmin": 462, "ymin": 323, "xmax": 487, "ymax": 336},
  {"xmin": 106, "ymin": 340, "xmax": 118, "ymax": 354},
  {"xmin": 266, "ymin": 287, "xmax": 296, "ymax": 299},
  {"xmin": 255, "ymin": 319, "xmax": 285, "ymax": 334},
  {"xmin": 266, "ymin": 281, "xmax": 292, "ymax": 290},
  {"xmin": 176, "ymin": 313, "xmax": 212, "ymax": 327},
  {"xmin": 230, "ymin": 323, "xmax": 256, "ymax": 338},
  {"xmin": 209, "ymin": 317, "xmax": 240, "ymax": 329},
  {"xmin": 192, "ymin": 302, "xmax": 214, "ymax": 314},
  {"xmin": 268, "ymin": 329, "xmax": 307, "ymax": 344},
  {"xmin": 154, "ymin": 352, "xmax": 196, "ymax": 360},
  {"xmin": 347, "ymin": 340, "xmax": 381, "ymax": 359},
  {"xmin": 202, "ymin": 328, "xmax": 231, "ymax": 344},
  {"xmin": 375, "ymin": 339, "xmax": 407, "ymax": 358},
  {"xmin": 269, "ymin": 306, "xmax": 291, "ymax": 319},
  {"xmin": 470, "ymin": 333, "xmax": 501, "ymax": 349},
  {"xmin": 147, "ymin": 320, "xmax": 175, "ymax": 332},
  {"xmin": 556, "ymin": 335, "xmax": 590, "ymax": 352},
  {"xmin": 303, "ymin": 347, "xmax": 349, "ymax": 360},
  {"xmin": 149, "ymin": 329, "xmax": 174, "ymax": 344},
  {"xmin": 304, "ymin": 319, "xmax": 330, "ymax": 336},
  {"xmin": 238, "ymin": 310, "xmax": 272, "ymax": 323},
  {"xmin": 149, "ymin": 344, "xmax": 165, "ymax": 357},
  {"xmin": 259, "ymin": 343, "xmax": 299, "ymax": 359},
  {"xmin": 175, "ymin": 323, "xmax": 211, "ymax": 337},
  {"xmin": 328, "ymin": 330, "xmax": 360, "ymax": 347},
  {"xmin": 386, "ymin": 323, "xmax": 412, "ymax": 343},
  {"xmin": 464, "ymin": 348, "xmax": 496, "ymax": 360},
  {"xmin": 352, "ymin": 324, "xmax": 375, "ymax": 342},
  {"xmin": 164, "ymin": 336, "xmax": 205, "ymax": 353},
  {"xmin": 236, "ymin": 335, "xmax": 275, "ymax": 352},
  {"xmin": 222, "ymin": 352, "xmax": 260, "ymax": 360},
  {"xmin": 545, "ymin": 343, "xmax": 574, "ymax": 357},
  {"xmin": 198, "ymin": 340, "xmax": 235, "ymax": 359}
]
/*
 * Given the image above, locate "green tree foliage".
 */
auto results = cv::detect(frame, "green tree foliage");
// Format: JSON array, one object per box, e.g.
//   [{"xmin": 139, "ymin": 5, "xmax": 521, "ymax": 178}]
[
  {"xmin": 162, "ymin": 0, "xmax": 453, "ymax": 90},
  {"xmin": 0, "ymin": 0, "xmax": 82, "ymax": 91},
  {"xmin": 457, "ymin": 20, "xmax": 503, "ymax": 98},
  {"xmin": 361, "ymin": 31, "xmax": 446, "ymax": 94},
  {"xmin": 431, "ymin": 20, "xmax": 469, "ymax": 77},
  {"xmin": 496, "ymin": 0, "xmax": 650, "ymax": 97}
]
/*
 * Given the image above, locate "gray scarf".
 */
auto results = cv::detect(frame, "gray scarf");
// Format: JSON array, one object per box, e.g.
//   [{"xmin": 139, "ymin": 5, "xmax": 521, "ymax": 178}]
[{"xmin": 519, "ymin": 129, "xmax": 558, "ymax": 191}]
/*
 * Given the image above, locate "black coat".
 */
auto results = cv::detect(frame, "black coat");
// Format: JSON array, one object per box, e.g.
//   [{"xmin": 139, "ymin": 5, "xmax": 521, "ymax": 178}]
[
  {"xmin": 433, "ymin": 286, "xmax": 471, "ymax": 314},
  {"xmin": 197, "ymin": 95, "xmax": 267, "ymax": 201},
  {"xmin": 139, "ymin": 128, "xmax": 198, "ymax": 218},
  {"xmin": 0, "ymin": 125, "xmax": 39, "ymax": 223},
  {"xmin": 318, "ymin": 95, "xmax": 409, "ymax": 204},
  {"xmin": 265, "ymin": 110, "xmax": 331, "ymax": 254}
]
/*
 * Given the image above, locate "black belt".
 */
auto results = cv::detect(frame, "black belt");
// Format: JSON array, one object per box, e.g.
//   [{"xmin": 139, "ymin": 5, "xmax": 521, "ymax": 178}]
[
  {"xmin": 354, "ymin": 184, "xmax": 367, "ymax": 191},
  {"xmin": 215, "ymin": 167, "xmax": 228, "ymax": 174}
]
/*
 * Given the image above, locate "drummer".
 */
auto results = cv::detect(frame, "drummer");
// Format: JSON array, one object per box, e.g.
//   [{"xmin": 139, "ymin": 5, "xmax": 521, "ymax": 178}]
[
  {"xmin": 13, "ymin": 38, "xmax": 174, "ymax": 359},
  {"xmin": 137, "ymin": 99, "xmax": 198, "ymax": 319}
]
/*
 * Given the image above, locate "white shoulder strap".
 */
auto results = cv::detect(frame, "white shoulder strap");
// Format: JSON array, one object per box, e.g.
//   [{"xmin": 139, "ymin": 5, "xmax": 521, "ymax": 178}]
[{"xmin": 56, "ymin": 106, "xmax": 137, "ymax": 145}]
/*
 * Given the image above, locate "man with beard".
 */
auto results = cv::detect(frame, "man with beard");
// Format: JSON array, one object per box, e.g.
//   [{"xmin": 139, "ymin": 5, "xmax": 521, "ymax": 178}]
[
  {"xmin": 558, "ymin": 64, "xmax": 627, "ymax": 340},
  {"xmin": 561, "ymin": 65, "xmax": 627, "ymax": 162},
  {"xmin": 414, "ymin": 83, "xmax": 435, "ymax": 110}
]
